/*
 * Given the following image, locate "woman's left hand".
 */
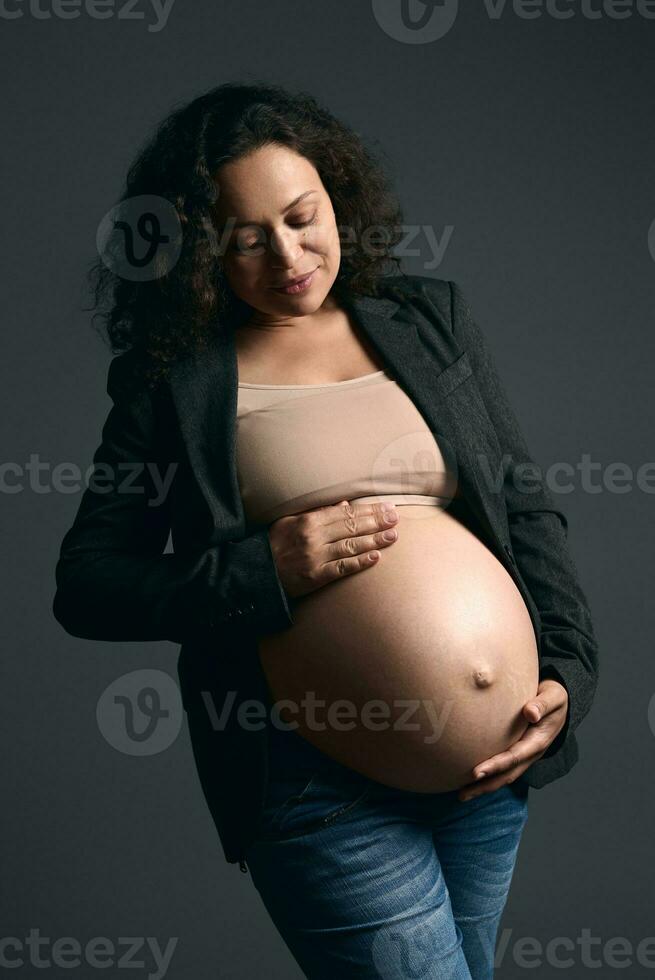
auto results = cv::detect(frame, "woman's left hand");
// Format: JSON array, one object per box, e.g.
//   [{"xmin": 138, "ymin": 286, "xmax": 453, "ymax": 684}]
[{"xmin": 457, "ymin": 679, "xmax": 569, "ymax": 801}]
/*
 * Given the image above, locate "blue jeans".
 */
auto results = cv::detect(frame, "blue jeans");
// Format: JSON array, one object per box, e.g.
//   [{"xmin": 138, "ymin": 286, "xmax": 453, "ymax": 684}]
[{"xmin": 243, "ymin": 729, "xmax": 530, "ymax": 979}]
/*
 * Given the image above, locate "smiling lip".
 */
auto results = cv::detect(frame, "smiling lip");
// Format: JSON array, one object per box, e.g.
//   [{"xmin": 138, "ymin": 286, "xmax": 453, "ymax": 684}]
[{"xmin": 272, "ymin": 269, "xmax": 317, "ymax": 293}]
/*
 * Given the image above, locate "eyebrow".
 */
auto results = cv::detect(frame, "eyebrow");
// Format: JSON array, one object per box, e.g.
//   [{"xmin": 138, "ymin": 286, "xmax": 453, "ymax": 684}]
[{"xmin": 227, "ymin": 190, "xmax": 319, "ymax": 230}]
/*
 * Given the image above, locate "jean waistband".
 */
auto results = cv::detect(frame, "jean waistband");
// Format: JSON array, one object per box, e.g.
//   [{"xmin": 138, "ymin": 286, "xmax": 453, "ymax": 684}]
[{"xmin": 266, "ymin": 718, "xmax": 334, "ymax": 773}]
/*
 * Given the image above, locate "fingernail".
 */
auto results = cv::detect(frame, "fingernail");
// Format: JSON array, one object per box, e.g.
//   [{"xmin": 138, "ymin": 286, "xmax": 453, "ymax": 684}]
[{"xmin": 475, "ymin": 771, "xmax": 486, "ymax": 779}]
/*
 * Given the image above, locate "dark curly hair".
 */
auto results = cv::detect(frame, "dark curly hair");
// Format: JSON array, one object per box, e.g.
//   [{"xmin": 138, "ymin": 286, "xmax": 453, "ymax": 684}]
[{"xmin": 86, "ymin": 80, "xmax": 409, "ymax": 390}]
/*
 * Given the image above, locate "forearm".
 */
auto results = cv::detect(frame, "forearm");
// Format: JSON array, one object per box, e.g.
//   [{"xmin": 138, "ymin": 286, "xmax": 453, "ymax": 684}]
[
  {"xmin": 52, "ymin": 352, "xmax": 294, "ymax": 646},
  {"xmin": 508, "ymin": 507, "xmax": 598, "ymax": 747},
  {"xmin": 53, "ymin": 526, "xmax": 294, "ymax": 644}
]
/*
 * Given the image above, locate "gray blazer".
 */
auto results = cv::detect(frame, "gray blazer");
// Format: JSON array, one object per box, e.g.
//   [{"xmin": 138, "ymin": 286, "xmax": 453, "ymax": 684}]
[{"xmin": 52, "ymin": 274, "xmax": 600, "ymax": 868}]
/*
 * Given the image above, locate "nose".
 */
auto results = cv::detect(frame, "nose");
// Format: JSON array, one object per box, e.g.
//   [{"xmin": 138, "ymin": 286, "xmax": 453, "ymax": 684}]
[{"xmin": 270, "ymin": 227, "xmax": 305, "ymax": 268}]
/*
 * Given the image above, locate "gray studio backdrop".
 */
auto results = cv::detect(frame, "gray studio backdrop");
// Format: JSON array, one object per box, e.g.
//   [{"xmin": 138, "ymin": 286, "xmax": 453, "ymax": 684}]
[{"xmin": 3, "ymin": 2, "xmax": 653, "ymax": 978}]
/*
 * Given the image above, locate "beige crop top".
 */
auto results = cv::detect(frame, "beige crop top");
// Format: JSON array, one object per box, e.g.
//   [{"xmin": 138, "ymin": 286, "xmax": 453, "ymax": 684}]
[{"xmin": 236, "ymin": 368, "xmax": 459, "ymax": 527}]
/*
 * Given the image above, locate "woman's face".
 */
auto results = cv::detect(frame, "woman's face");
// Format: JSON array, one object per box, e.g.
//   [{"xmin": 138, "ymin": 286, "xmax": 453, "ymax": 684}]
[{"xmin": 213, "ymin": 143, "xmax": 342, "ymax": 320}]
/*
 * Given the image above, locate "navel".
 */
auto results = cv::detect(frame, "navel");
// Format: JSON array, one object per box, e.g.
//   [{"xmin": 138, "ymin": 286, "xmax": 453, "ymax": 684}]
[{"xmin": 471, "ymin": 666, "xmax": 493, "ymax": 689}]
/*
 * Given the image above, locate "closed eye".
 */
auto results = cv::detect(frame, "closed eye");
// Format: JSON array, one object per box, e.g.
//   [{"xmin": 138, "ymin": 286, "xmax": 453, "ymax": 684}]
[
  {"xmin": 230, "ymin": 212, "xmax": 318, "ymax": 252},
  {"xmin": 289, "ymin": 212, "xmax": 318, "ymax": 228}
]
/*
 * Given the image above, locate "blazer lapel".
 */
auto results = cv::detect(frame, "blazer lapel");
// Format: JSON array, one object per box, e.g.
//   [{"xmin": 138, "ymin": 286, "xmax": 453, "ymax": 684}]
[
  {"xmin": 168, "ymin": 291, "xmax": 501, "ymax": 550},
  {"xmin": 345, "ymin": 294, "xmax": 504, "ymax": 547},
  {"xmin": 168, "ymin": 321, "xmax": 243, "ymax": 539}
]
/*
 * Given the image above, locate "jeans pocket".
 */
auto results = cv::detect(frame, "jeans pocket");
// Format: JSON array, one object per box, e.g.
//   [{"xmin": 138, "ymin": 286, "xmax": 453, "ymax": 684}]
[{"xmin": 257, "ymin": 761, "xmax": 374, "ymax": 841}]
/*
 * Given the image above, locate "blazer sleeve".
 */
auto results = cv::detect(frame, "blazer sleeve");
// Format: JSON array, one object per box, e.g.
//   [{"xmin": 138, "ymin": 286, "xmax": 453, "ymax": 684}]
[
  {"xmin": 52, "ymin": 352, "xmax": 295, "ymax": 645},
  {"xmin": 425, "ymin": 278, "xmax": 599, "ymax": 757}
]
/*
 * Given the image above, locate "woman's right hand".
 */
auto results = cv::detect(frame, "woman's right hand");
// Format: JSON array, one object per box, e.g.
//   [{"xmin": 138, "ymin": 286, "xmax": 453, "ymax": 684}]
[{"xmin": 267, "ymin": 499, "xmax": 400, "ymax": 600}]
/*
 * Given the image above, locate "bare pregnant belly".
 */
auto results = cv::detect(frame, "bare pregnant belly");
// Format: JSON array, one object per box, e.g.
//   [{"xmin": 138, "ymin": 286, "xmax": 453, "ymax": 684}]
[{"xmin": 257, "ymin": 505, "xmax": 539, "ymax": 793}]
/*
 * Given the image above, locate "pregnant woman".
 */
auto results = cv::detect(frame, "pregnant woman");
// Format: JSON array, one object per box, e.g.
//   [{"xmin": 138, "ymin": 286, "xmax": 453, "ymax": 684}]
[{"xmin": 53, "ymin": 82, "xmax": 600, "ymax": 979}]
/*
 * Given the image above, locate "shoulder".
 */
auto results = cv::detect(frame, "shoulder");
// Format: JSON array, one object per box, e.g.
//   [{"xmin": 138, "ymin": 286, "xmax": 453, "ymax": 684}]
[
  {"xmin": 374, "ymin": 273, "xmax": 456, "ymax": 329},
  {"xmin": 106, "ymin": 347, "xmax": 156, "ymax": 406},
  {"xmin": 377, "ymin": 273, "xmax": 452, "ymax": 314}
]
